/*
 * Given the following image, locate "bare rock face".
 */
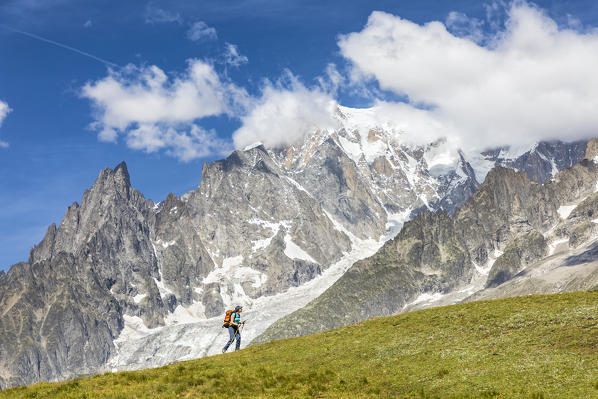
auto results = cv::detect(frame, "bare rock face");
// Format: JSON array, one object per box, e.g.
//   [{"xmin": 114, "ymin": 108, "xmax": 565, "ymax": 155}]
[
  {"xmin": 585, "ymin": 138, "xmax": 598, "ymax": 161},
  {"xmin": 272, "ymin": 135, "xmax": 387, "ymax": 240},
  {"xmin": 201, "ymin": 283, "xmax": 225, "ymax": 318},
  {"xmin": 0, "ymin": 164, "xmax": 145, "ymax": 388},
  {"xmin": 485, "ymin": 230, "xmax": 548, "ymax": 288}
]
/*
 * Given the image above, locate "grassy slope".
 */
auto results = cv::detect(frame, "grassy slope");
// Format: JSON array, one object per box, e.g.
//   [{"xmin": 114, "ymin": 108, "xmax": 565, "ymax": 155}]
[{"xmin": 3, "ymin": 292, "xmax": 598, "ymax": 399}]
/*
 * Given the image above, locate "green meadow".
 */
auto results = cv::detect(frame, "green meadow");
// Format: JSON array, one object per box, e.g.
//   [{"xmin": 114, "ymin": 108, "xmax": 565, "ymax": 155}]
[{"xmin": 3, "ymin": 292, "xmax": 597, "ymax": 398}]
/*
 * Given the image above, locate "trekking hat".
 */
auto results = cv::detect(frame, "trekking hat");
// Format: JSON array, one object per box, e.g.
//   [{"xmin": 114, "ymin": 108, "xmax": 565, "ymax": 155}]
[{"xmin": 234, "ymin": 306, "xmax": 243, "ymax": 311}]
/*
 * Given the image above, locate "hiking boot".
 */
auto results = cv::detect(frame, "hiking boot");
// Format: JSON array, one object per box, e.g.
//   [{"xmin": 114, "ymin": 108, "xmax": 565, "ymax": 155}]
[{"xmin": 222, "ymin": 348, "xmax": 226, "ymax": 353}]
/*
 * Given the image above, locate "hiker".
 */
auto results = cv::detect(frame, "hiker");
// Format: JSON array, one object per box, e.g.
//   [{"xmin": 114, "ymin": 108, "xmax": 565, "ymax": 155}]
[{"xmin": 222, "ymin": 305, "xmax": 245, "ymax": 352}]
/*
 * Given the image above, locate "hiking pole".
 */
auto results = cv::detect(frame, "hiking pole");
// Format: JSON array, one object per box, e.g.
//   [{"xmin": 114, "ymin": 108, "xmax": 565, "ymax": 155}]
[
  {"xmin": 223, "ymin": 327, "xmax": 239, "ymax": 354},
  {"xmin": 231, "ymin": 321, "xmax": 246, "ymax": 343},
  {"xmin": 238, "ymin": 322, "xmax": 246, "ymax": 350}
]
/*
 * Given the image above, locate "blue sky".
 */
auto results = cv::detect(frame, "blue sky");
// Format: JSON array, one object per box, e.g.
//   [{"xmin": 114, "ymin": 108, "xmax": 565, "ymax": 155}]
[{"xmin": 1, "ymin": 0, "xmax": 598, "ymax": 271}]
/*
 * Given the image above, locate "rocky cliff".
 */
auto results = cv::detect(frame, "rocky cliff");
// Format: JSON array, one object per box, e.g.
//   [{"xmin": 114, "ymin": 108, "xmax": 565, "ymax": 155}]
[{"xmin": 0, "ymin": 164, "xmax": 145, "ymax": 388}]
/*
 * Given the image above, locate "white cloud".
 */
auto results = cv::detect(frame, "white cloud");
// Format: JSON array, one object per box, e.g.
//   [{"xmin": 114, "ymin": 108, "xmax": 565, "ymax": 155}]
[
  {"xmin": 145, "ymin": 3, "xmax": 182, "ymax": 25},
  {"xmin": 187, "ymin": 21, "xmax": 217, "ymax": 42},
  {"xmin": 82, "ymin": 59, "xmax": 248, "ymax": 161},
  {"xmin": 83, "ymin": 20, "xmax": 92, "ymax": 28},
  {"xmin": 338, "ymin": 2, "xmax": 598, "ymax": 152},
  {"xmin": 126, "ymin": 124, "xmax": 232, "ymax": 161},
  {"xmin": 0, "ymin": 101, "xmax": 10, "ymax": 126},
  {"xmin": 223, "ymin": 43, "xmax": 248, "ymax": 67},
  {"xmin": 0, "ymin": 100, "xmax": 11, "ymax": 148},
  {"xmin": 316, "ymin": 63, "xmax": 345, "ymax": 95},
  {"xmin": 233, "ymin": 71, "xmax": 338, "ymax": 149}
]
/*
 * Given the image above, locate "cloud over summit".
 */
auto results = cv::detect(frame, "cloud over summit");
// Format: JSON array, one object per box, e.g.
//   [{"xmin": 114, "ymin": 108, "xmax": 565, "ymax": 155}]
[
  {"xmin": 234, "ymin": 1, "xmax": 598, "ymax": 154},
  {"xmin": 338, "ymin": 3, "xmax": 598, "ymax": 151},
  {"xmin": 232, "ymin": 72, "xmax": 338, "ymax": 150}
]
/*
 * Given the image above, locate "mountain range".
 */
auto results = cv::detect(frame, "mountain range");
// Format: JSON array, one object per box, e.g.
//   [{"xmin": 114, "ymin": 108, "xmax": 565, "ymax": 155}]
[{"xmin": 0, "ymin": 105, "xmax": 591, "ymax": 389}]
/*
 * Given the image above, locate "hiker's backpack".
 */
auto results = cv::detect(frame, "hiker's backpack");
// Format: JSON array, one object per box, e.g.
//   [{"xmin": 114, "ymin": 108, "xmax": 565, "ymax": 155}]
[{"xmin": 223, "ymin": 310, "xmax": 234, "ymax": 327}]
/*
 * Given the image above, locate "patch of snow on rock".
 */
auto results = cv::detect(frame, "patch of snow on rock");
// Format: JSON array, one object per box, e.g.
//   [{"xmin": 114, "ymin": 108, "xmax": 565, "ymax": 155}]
[
  {"xmin": 164, "ymin": 301, "xmax": 206, "ymax": 325},
  {"xmin": 384, "ymin": 209, "xmax": 412, "ymax": 240},
  {"xmin": 244, "ymin": 142, "xmax": 263, "ymax": 151},
  {"xmin": 248, "ymin": 219, "xmax": 290, "ymax": 252},
  {"xmin": 337, "ymin": 136, "xmax": 362, "ymax": 165},
  {"xmin": 155, "ymin": 239, "xmax": 176, "ymax": 249},
  {"xmin": 202, "ymin": 255, "xmax": 268, "ymax": 301},
  {"xmin": 466, "ymin": 152, "xmax": 496, "ymax": 184},
  {"xmin": 285, "ymin": 176, "xmax": 314, "ymax": 199},
  {"xmin": 283, "ymin": 235, "xmax": 317, "ymax": 263},
  {"xmin": 251, "ymin": 235, "xmax": 275, "ymax": 252},
  {"xmin": 548, "ymin": 238, "xmax": 569, "ymax": 256},
  {"xmin": 558, "ymin": 205, "xmax": 577, "ymax": 220},
  {"xmin": 153, "ymin": 277, "xmax": 173, "ymax": 297},
  {"xmin": 133, "ymin": 294, "xmax": 146, "ymax": 304},
  {"xmin": 473, "ymin": 261, "xmax": 492, "ymax": 276},
  {"xmin": 114, "ymin": 315, "xmax": 158, "ymax": 345}
]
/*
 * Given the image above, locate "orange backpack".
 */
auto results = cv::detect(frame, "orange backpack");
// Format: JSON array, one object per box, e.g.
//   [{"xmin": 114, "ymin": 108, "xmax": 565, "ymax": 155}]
[{"xmin": 223, "ymin": 310, "xmax": 234, "ymax": 327}]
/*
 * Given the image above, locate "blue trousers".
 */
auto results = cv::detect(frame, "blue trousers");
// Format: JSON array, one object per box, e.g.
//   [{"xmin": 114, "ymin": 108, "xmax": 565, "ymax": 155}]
[{"xmin": 223, "ymin": 326, "xmax": 241, "ymax": 351}]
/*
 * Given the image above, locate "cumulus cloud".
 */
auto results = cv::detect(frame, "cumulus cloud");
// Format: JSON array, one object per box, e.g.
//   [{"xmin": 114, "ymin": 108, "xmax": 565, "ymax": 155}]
[
  {"xmin": 126, "ymin": 123, "xmax": 232, "ymax": 161},
  {"xmin": 0, "ymin": 100, "xmax": 11, "ymax": 148},
  {"xmin": 338, "ymin": 2, "xmax": 598, "ymax": 151},
  {"xmin": 82, "ymin": 59, "xmax": 248, "ymax": 161},
  {"xmin": 223, "ymin": 43, "xmax": 248, "ymax": 67},
  {"xmin": 187, "ymin": 21, "xmax": 217, "ymax": 42},
  {"xmin": 233, "ymin": 71, "xmax": 338, "ymax": 149},
  {"xmin": 144, "ymin": 3, "xmax": 182, "ymax": 24}
]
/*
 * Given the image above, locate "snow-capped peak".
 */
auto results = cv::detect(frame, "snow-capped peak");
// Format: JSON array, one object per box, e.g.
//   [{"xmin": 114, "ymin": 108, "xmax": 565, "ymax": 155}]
[{"xmin": 244, "ymin": 141, "xmax": 263, "ymax": 151}]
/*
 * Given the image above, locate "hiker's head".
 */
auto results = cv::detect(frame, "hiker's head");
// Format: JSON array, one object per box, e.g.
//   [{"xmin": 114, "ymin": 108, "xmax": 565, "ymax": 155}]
[{"xmin": 234, "ymin": 306, "xmax": 243, "ymax": 313}]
